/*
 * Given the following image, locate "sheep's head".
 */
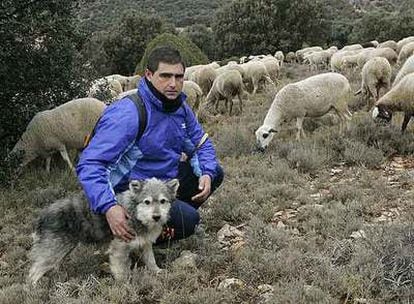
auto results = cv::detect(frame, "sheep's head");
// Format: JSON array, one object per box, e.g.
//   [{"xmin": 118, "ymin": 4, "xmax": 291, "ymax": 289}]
[
  {"xmin": 255, "ymin": 125, "xmax": 278, "ymax": 152},
  {"xmin": 372, "ymin": 105, "xmax": 392, "ymax": 124}
]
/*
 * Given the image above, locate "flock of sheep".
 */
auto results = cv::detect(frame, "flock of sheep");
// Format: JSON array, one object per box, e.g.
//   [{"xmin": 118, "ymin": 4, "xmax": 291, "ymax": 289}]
[{"xmin": 11, "ymin": 35, "xmax": 414, "ymax": 171}]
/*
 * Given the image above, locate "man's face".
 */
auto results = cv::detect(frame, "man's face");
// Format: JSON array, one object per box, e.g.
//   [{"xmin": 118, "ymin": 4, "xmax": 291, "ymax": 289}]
[{"xmin": 145, "ymin": 62, "xmax": 184, "ymax": 100}]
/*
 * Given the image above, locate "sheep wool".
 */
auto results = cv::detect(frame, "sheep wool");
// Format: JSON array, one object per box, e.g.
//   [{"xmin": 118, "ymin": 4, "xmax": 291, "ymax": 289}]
[
  {"xmin": 12, "ymin": 98, "xmax": 106, "ymax": 172},
  {"xmin": 393, "ymin": 55, "xmax": 414, "ymax": 87},
  {"xmin": 255, "ymin": 73, "xmax": 352, "ymax": 149}
]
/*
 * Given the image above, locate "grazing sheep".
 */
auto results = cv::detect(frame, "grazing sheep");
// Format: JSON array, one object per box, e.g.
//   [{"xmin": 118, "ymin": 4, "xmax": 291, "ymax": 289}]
[
  {"xmin": 184, "ymin": 62, "xmax": 220, "ymax": 80},
  {"xmin": 397, "ymin": 42, "xmax": 414, "ymax": 66},
  {"xmin": 295, "ymin": 46, "xmax": 323, "ymax": 63},
  {"xmin": 255, "ymin": 73, "xmax": 352, "ymax": 148},
  {"xmin": 377, "ymin": 40, "xmax": 398, "ymax": 52},
  {"xmin": 285, "ymin": 52, "xmax": 296, "ymax": 63},
  {"xmin": 274, "ymin": 51, "xmax": 284, "ymax": 67},
  {"xmin": 393, "ymin": 55, "xmax": 414, "ymax": 87},
  {"xmin": 341, "ymin": 44, "xmax": 363, "ymax": 51},
  {"xmin": 183, "ymin": 80, "xmax": 204, "ymax": 116},
  {"xmin": 189, "ymin": 65, "xmax": 217, "ymax": 96},
  {"xmin": 260, "ymin": 57, "xmax": 280, "ymax": 83},
  {"xmin": 304, "ymin": 49, "xmax": 337, "ymax": 71},
  {"xmin": 356, "ymin": 47, "xmax": 398, "ymax": 68},
  {"xmin": 396, "ymin": 36, "xmax": 414, "ymax": 54},
  {"xmin": 11, "ymin": 98, "xmax": 106, "ymax": 172},
  {"xmin": 205, "ymin": 69, "xmax": 246, "ymax": 115},
  {"xmin": 372, "ymin": 73, "xmax": 414, "ymax": 132},
  {"xmin": 355, "ymin": 57, "xmax": 391, "ymax": 109},
  {"xmin": 330, "ymin": 50, "xmax": 361, "ymax": 72},
  {"xmin": 240, "ymin": 61, "xmax": 275, "ymax": 95}
]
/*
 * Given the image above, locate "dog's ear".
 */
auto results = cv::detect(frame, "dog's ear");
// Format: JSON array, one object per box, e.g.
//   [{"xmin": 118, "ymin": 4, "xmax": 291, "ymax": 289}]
[
  {"xmin": 166, "ymin": 179, "xmax": 180, "ymax": 195},
  {"xmin": 129, "ymin": 180, "xmax": 143, "ymax": 193}
]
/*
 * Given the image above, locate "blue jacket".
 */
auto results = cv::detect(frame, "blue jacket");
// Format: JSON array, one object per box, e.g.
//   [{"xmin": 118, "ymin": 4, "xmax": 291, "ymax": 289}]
[{"xmin": 76, "ymin": 78, "xmax": 219, "ymax": 214}]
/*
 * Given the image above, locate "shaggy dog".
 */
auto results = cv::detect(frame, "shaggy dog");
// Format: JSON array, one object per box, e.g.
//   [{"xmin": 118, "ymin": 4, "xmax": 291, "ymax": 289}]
[{"xmin": 28, "ymin": 178, "xmax": 179, "ymax": 284}]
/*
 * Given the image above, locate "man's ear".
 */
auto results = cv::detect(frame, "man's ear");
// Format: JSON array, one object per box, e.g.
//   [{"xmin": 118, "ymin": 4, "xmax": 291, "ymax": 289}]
[{"xmin": 144, "ymin": 69, "xmax": 153, "ymax": 81}]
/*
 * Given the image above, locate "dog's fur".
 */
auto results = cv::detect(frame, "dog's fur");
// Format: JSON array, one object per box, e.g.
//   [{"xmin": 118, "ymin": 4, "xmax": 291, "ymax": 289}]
[{"xmin": 28, "ymin": 178, "xmax": 179, "ymax": 284}]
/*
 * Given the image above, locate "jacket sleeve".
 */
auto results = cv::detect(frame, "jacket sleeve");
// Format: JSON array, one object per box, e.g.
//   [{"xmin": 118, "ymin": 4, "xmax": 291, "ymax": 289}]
[
  {"xmin": 76, "ymin": 100, "xmax": 139, "ymax": 214},
  {"xmin": 184, "ymin": 105, "xmax": 219, "ymax": 180}
]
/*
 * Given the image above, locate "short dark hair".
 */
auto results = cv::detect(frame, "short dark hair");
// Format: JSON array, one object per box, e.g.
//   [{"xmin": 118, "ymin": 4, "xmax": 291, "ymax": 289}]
[{"xmin": 147, "ymin": 46, "xmax": 185, "ymax": 72}]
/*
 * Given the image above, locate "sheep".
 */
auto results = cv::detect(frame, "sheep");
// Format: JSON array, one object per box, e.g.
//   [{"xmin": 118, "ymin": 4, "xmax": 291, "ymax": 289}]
[
  {"xmin": 255, "ymin": 73, "xmax": 352, "ymax": 149},
  {"xmin": 274, "ymin": 51, "xmax": 284, "ymax": 67},
  {"xmin": 397, "ymin": 42, "xmax": 414, "ymax": 66},
  {"xmin": 393, "ymin": 54, "xmax": 414, "ymax": 87},
  {"xmin": 356, "ymin": 47, "xmax": 398, "ymax": 68},
  {"xmin": 295, "ymin": 46, "xmax": 323, "ymax": 63},
  {"xmin": 355, "ymin": 57, "xmax": 391, "ymax": 109},
  {"xmin": 285, "ymin": 52, "xmax": 296, "ymax": 63},
  {"xmin": 260, "ymin": 56, "xmax": 280, "ymax": 84},
  {"xmin": 377, "ymin": 40, "xmax": 398, "ymax": 52},
  {"xmin": 205, "ymin": 69, "xmax": 247, "ymax": 115},
  {"xmin": 184, "ymin": 62, "xmax": 220, "ymax": 81},
  {"xmin": 240, "ymin": 61, "xmax": 275, "ymax": 95},
  {"xmin": 183, "ymin": 80, "xmax": 204, "ymax": 116},
  {"xmin": 11, "ymin": 98, "xmax": 106, "ymax": 172},
  {"xmin": 372, "ymin": 73, "xmax": 414, "ymax": 132},
  {"xmin": 341, "ymin": 44, "xmax": 363, "ymax": 51},
  {"xmin": 304, "ymin": 49, "xmax": 336, "ymax": 71},
  {"xmin": 189, "ymin": 65, "xmax": 217, "ymax": 96},
  {"xmin": 396, "ymin": 36, "xmax": 414, "ymax": 54}
]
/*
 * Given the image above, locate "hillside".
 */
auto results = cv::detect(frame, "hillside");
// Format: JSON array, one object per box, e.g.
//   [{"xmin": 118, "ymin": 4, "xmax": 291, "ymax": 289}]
[{"xmin": 77, "ymin": 0, "xmax": 224, "ymax": 32}]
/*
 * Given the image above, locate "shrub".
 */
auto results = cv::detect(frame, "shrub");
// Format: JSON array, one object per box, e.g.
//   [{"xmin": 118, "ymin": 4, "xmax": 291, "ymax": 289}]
[{"xmin": 135, "ymin": 33, "xmax": 209, "ymax": 74}]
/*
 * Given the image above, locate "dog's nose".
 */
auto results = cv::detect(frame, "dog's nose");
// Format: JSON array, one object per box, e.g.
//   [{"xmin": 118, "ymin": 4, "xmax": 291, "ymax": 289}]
[{"xmin": 153, "ymin": 215, "xmax": 161, "ymax": 222}]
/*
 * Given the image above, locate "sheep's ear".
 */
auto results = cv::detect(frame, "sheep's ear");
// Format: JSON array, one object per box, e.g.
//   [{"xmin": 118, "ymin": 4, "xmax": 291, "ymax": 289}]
[
  {"xmin": 129, "ymin": 180, "xmax": 143, "ymax": 193},
  {"xmin": 372, "ymin": 107, "xmax": 379, "ymax": 119},
  {"xmin": 166, "ymin": 179, "xmax": 180, "ymax": 195},
  {"xmin": 269, "ymin": 129, "xmax": 278, "ymax": 133}
]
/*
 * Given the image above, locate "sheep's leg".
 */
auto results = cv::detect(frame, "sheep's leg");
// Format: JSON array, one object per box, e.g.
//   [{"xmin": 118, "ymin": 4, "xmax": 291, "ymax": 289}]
[
  {"xmin": 59, "ymin": 148, "xmax": 74, "ymax": 172},
  {"xmin": 45, "ymin": 156, "xmax": 51, "ymax": 173},
  {"xmin": 401, "ymin": 112, "xmax": 412, "ymax": 133},
  {"xmin": 296, "ymin": 117, "xmax": 305, "ymax": 140},
  {"xmin": 227, "ymin": 98, "xmax": 233, "ymax": 116},
  {"xmin": 237, "ymin": 94, "xmax": 243, "ymax": 114}
]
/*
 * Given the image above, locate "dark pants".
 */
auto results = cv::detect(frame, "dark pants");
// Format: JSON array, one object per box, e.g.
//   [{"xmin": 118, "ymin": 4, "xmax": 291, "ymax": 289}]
[{"xmin": 157, "ymin": 161, "xmax": 224, "ymax": 243}]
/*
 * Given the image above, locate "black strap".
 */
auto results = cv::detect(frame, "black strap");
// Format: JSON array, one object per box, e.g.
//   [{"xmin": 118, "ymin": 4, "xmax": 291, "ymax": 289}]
[
  {"xmin": 83, "ymin": 92, "xmax": 147, "ymax": 149},
  {"xmin": 128, "ymin": 92, "xmax": 147, "ymax": 141}
]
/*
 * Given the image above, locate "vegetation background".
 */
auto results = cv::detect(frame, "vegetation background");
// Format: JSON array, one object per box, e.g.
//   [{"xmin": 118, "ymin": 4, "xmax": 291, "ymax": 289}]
[{"xmin": 1, "ymin": 0, "xmax": 414, "ymax": 303}]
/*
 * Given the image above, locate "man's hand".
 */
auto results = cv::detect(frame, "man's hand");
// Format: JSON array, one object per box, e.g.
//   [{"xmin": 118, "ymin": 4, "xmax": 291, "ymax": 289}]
[
  {"xmin": 105, "ymin": 205, "xmax": 135, "ymax": 242},
  {"xmin": 191, "ymin": 174, "xmax": 211, "ymax": 204}
]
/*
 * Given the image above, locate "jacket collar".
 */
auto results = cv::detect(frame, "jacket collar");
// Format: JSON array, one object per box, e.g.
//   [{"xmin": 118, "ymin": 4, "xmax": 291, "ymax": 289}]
[{"xmin": 138, "ymin": 77, "xmax": 186, "ymax": 113}]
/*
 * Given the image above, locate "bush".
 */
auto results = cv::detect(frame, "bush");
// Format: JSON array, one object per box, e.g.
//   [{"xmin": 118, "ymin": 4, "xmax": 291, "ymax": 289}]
[{"xmin": 135, "ymin": 33, "xmax": 209, "ymax": 74}]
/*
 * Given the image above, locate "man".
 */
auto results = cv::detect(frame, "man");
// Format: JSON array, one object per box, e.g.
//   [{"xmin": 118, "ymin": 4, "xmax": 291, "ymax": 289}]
[{"xmin": 77, "ymin": 46, "xmax": 223, "ymax": 243}]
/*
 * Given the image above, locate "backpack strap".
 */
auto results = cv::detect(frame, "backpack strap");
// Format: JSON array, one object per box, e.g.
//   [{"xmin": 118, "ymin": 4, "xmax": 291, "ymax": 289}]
[
  {"xmin": 127, "ymin": 92, "xmax": 147, "ymax": 141},
  {"xmin": 83, "ymin": 92, "xmax": 147, "ymax": 148}
]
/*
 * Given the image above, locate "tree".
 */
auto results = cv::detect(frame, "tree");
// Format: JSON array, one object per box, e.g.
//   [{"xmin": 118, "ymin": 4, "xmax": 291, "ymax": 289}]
[
  {"xmin": 180, "ymin": 24, "xmax": 216, "ymax": 60},
  {"xmin": 0, "ymin": 0, "xmax": 91, "ymax": 185},
  {"xmin": 212, "ymin": 0, "xmax": 330, "ymax": 58},
  {"xmin": 136, "ymin": 33, "xmax": 209, "ymax": 74},
  {"xmin": 83, "ymin": 10, "xmax": 169, "ymax": 76}
]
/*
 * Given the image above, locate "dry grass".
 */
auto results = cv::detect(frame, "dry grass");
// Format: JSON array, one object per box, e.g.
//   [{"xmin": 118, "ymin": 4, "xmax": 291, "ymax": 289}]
[{"xmin": 1, "ymin": 63, "xmax": 414, "ymax": 303}]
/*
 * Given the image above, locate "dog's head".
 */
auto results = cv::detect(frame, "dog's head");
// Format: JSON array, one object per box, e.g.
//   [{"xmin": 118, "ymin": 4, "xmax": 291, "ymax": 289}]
[{"xmin": 126, "ymin": 178, "xmax": 179, "ymax": 228}]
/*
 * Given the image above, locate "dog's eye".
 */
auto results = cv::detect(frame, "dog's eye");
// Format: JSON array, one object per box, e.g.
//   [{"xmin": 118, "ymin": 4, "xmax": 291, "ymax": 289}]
[
  {"xmin": 143, "ymin": 199, "xmax": 151, "ymax": 205},
  {"xmin": 160, "ymin": 199, "xmax": 167, "ymax": 204}
]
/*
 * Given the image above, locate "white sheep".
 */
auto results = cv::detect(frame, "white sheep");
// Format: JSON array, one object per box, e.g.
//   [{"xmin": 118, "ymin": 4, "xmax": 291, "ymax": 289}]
[
  {"xmin": 372, "ymin": 73, "xmax": 414, "ymax": 132},
  {"xmin": 183, "ymin": 80, "xmax": 204, "ymax": 116},
  {"xmin": 274, "ymin": 51, "xmax": 284, "ymax": 67},
  {"xmin": 355, "ymin": 57, "xmax": 391, "ymax": 109},
  {"xmin": 393, "ymin": 54, "xmax": 414, "ymax": 87},
  {"xmin": 341, "ymin": 44, "xmax": 363, "ymax": 51},
  {"xmin": 285, "ymin": 52, "xmax": 296, "ymax": 63},
  {"xmin": 189, "ymin": 65, "xmax": 217, "ymax": 96},
  {"xmin": 205, "ymin": 69, "xmax": 247, "ymax": 115},
  {"xmin": 260, "ymin": 57, "xmax": 280, "ymax": 84},
  {"xmin": 377, "ymin": 40, "xmax": 398, "ymax": 52},
  {"xmin": 356, "ymin": 47, "xmax": 398, "ymax": 68},
  {"xmin": 11, "ymin": 98, "xmax": 106, "ymax": 172},
  {"xmin": 240, "ymin": 61, "xmax": 275, "ymax": 95},
  {"xmin": 330, "ymin": 50, "xmax": 362, "ymax": 72},
  {"xmin": 255, "ymin": 73, "xmax": 352, "ymax": 148},
  {"xmin": 304, "ymin": 49, "xmax": 336, "ymax": 71},
  {"xmin": 396, "ymin": 36, "xmax": 414, "ymax": 54},
  {"xmin": 295, "ymin": 46, "xmax": 323, "ymax": 63},
  {"xmin": 397, "ymin": 42, "xmax": 414, "ymax": 66}
]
